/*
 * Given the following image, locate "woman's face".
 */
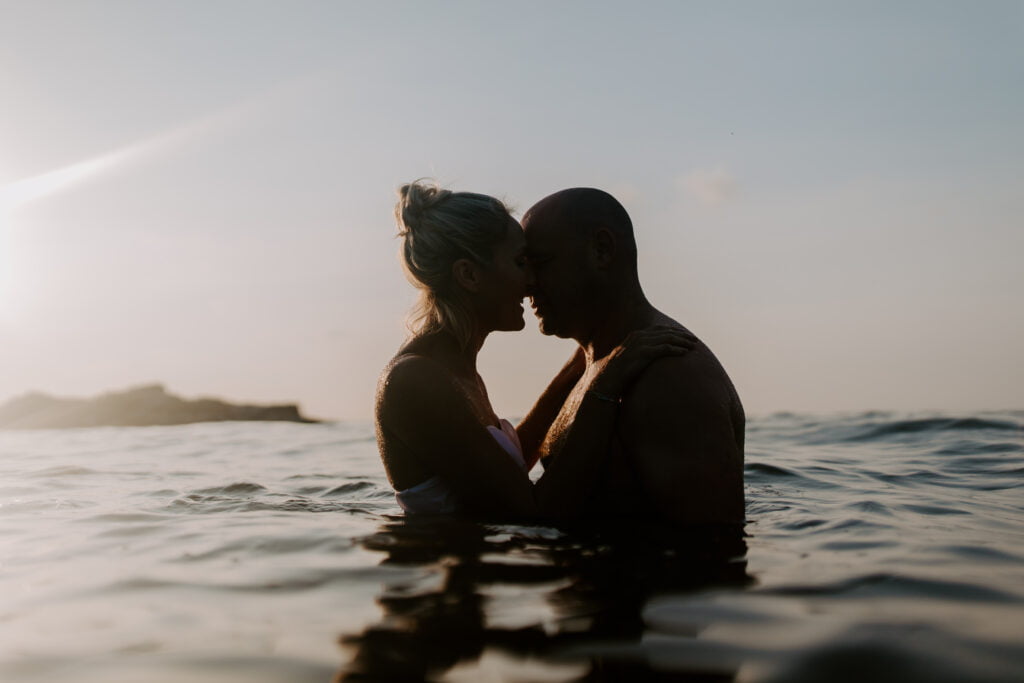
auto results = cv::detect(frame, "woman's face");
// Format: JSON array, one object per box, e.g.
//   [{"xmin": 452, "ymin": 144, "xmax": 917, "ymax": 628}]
[{"xmin": 477, "ymin": 217, "xmax": 533, "ymax": 332}]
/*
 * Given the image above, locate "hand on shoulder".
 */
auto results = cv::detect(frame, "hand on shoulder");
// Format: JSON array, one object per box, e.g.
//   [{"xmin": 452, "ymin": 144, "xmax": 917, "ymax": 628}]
[{"xmin": 592, "ymin": 325, "xmax": 699, "ymax": 398}]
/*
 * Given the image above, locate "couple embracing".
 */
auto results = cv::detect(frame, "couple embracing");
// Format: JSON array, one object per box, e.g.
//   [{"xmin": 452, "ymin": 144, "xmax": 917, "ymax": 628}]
[{"xmin": 375, "ymin": 182, "xmax": 745, "ymax": 530}]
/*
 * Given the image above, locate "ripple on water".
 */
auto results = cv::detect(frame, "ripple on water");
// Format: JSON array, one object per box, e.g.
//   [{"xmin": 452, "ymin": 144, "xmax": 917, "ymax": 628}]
[
  {"xmin": 818, "ymin": 539, "xmax": 900, "ymax": 551},
  {"xmin": 29, "ymin": 465, "xmax": 101, "ymax": 477},
  {"xmin": 899, "ymin": 502, "xmax": 970, "ymax": 516},
  {"xmin": 756, "ymin": 621, "xmax": 1024, "ymax": 683},
  {"xmin": 844, "ymin": 500, "xmax": 893, "ymax": 516},
  {"xmin": 937, "ymin": 544, "xmax": 1023, "ymax": 563},
  {"xmin": 194, "ymin": 482, "xmax": 267, "ymax": 495},
  {"xmin": 747, "ymin": 463, "xmax": 801, "ymax": 478},
  {"xmin": 846, "ymin": 417, "xmax": 1023, "ymax": 442},
  {"xmin": 747, "ymin": 463, "xmax": 845, "ymax": 491},
  {"xmin": 283, "ymin": 473, "xmax": 342, "ymax": 481},
  {"xmin": 96, "ymin": 524, "xmax": 169, "ymax": 538},
  {"xmin": 292, "ymin": 485, "xmax": 330, "ymax": 495},
  {"xmin": 818, "ymin": 517, "xmax": 895, "ymax": 534},
  {"xmin": 79, "ymin": 512, "xmax": 171, "ymax": 524},
  {"xmin": 936, "ymin": 440, "xmax": 1023, "ymax": 457},
  {"xmin": 765, "ymin": 572, "xmax": 1024, "ymax": 603},
  {"xmin": 322, "ymin": 481, "xmax": 376, "ymax": 497},
  {"xmin": 167, "ymin": 494, "xmax": 261, "ymax": 514},
  {"xmin": 0, "ymin": 497, "xmax": 93, "ymax": 513},
  {"xmin": 777, "ymin": 517, "xmax": 828, "ymax": 531},
  {"xmin": 636, "ymin": 587, "xmax": 1024, "ymax": 683},
  {"xmin": 869, "ymin": 468, "xmax": 960, "ymax": 488},
  {"xmin": 249, "ymin": 499, "xmax": 389, "ymax": 514},
  {"xmin": 100, "ymin": 565, "xmax": 393, "ymax": 594},
  {"xmin": 171, "ymin": 535, "xmax": 354, "ymax": 563},
  {"xmin": 0, "ymin": 654, "xmax": 340, "ymax": 683}
]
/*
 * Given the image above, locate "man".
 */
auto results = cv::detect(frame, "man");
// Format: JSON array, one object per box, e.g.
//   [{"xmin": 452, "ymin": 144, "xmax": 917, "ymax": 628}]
[{"xmin": 522, "ymin": 188, "xmax": 745, "ymax": 528}]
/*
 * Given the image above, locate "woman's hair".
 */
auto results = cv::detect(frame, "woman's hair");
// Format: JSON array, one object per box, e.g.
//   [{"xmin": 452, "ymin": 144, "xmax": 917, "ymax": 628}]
[{"xmin": 394, "ymin": 180, "xmax": 512, "ymax": 348}]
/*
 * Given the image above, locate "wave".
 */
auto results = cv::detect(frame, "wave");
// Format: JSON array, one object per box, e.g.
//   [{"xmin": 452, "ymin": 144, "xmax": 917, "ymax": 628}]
[
  {"xmin": 746, "ymin": 463, "xmax": 801, "ymax": 477},
  {"xmin": 194, "ymin": 482, "xmax": 267, "ymax": 495},
  {"xmin": 758, "ymin": 413, "xmax": 1024, "ymax": 448},
  {"xmin": 764, "ymin": 572, "xmax": 1024, "ymax": 603},
  {"xmin": 843, "ymin": 417, "xmax": 1022, "ymax": 442}
]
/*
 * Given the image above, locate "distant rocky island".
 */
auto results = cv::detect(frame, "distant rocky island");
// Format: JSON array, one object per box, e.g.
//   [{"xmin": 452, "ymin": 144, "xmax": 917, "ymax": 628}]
[{"xmin": 0, "ymin": 384, "xmax": 318, "ymax": 429}]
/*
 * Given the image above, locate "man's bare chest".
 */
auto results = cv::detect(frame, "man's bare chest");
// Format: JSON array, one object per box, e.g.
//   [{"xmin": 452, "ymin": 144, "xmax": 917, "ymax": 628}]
[{"xmin": 539, "ymin": 379, "xmax": 589, "ymax": 462}]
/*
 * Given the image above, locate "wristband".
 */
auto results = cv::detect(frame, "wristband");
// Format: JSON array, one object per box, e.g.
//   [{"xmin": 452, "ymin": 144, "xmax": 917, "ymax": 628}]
[{"xmin": 586, "ymin": 389, "xmax": 619, "ymax": 405}]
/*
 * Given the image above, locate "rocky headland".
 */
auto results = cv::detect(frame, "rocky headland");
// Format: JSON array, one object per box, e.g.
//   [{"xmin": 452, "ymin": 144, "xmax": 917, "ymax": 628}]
[{"xmin": 0, "ymin": 384, "xmax": 318, "ymax": 429}]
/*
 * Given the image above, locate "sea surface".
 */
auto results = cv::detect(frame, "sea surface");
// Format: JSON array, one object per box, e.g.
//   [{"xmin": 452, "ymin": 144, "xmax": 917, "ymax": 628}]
[{"xmin": 1, "ymin": 412, "xmax": 1022, "ymax": 682}]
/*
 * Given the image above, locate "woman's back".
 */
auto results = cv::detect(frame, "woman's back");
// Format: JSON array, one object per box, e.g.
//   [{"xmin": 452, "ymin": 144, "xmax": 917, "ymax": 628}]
[{"xmin": 376, "ymin": 332, "xmax": 499, "ymax": 491}]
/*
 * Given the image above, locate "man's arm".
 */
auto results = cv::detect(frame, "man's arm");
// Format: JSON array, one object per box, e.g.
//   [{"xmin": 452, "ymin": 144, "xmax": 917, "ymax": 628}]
[{"xmin": 617, "ymin": 349, "xmax": 745, "ymax": 526}]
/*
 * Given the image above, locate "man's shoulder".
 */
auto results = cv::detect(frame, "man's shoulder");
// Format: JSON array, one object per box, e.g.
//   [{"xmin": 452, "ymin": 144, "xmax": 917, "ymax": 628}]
[
  {"xmin": 634, "ymin": 315, "xmax": 731, "ymax": 386},
  {"xmin": 626, "ymin": 341, "xmax": 736, "ymax": 407},
  {"xmin": 617, "ymin": 334, "xmax": 745, "ymax": 446}
]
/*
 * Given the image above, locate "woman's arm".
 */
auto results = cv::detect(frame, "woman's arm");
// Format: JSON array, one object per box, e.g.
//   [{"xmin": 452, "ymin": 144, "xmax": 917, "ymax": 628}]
[
  {"xmin": 379, "ymin": 353, "xmax": 622, "ymax": 521},
  {"xmin": 515, "ymin": 347, "xmax": 585, "ymax": 470},
  {"xmin": 377, "ymin": 328, "xmax": 695, "ymax": 522}
]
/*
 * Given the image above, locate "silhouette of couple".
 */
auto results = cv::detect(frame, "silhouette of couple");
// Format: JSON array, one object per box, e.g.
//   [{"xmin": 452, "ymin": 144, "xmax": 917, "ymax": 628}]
[{"xmin": 376, "ymin": 183, "xmax": 744, "ymax": 529}]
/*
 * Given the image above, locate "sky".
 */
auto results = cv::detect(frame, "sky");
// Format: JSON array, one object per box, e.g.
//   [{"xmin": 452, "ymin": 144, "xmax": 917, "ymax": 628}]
[{"xmin": 1, "ymin": 1, "xmax": 1021, "ymax": 419}]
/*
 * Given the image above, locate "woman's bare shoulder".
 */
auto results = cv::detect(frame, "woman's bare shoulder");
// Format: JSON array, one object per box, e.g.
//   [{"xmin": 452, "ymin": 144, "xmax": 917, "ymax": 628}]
[
  {"xmin": 380, "ymin": 331, "xmax": 466, "ymax": 393},
  {"xmin": 375, "ymin": 351, "xmax": 469, "ymax": 431},
  {"xmin": 380, "ymin": 350, "xmax": 450, "ymax": 389}
]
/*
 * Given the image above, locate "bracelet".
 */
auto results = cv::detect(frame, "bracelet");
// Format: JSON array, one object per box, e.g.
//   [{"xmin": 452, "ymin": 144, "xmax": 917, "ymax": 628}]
[{"xmin": 586, "ymin": 389, "xmax": 620, "ymax": 405}]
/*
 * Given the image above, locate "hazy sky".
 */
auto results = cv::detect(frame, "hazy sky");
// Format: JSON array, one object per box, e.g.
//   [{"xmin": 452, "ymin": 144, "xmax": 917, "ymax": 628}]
[{"xmin": 2, "ymin": 1, "xmax": 1021, "ymax": 419}]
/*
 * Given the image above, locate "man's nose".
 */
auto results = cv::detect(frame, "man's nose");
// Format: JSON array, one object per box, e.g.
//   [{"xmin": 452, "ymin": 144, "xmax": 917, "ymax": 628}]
[{"xmin": 524, "ymin": 263, "xmax": 537, "ymax": 292}]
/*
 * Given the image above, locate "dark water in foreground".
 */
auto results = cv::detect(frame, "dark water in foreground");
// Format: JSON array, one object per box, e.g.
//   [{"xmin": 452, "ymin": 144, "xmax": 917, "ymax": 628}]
[{"xmin": 1, "ymin": 412, "xmax": 1022, "ymax": 681}]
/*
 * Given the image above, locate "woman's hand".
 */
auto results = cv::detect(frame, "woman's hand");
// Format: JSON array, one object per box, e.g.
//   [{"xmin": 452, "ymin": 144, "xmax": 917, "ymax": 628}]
[
  {"xmin": 516, "ymin": 344, "xmax": 588, "ymax": 470},
  {"xmin": 590, "ymin": 326, "xmax": 698, "ymax": 398}
]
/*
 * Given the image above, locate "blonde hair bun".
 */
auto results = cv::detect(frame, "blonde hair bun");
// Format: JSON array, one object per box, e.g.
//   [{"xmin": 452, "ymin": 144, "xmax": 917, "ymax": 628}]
[{"xmin": 395, "ymin": 181, "xmax": 452, "ymax": 237}]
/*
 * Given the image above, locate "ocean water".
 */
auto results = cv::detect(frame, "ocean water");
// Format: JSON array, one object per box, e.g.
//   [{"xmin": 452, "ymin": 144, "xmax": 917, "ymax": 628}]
[{"xmin": 1, "ymin": 412, "xmax": 1022, "ymax": 682}]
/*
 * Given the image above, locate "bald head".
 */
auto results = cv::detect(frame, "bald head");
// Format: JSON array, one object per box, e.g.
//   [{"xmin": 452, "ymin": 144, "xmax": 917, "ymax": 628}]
[
  {"xmin": 521, "ymin": 188, "xmax": 644, "ymax": 340},
  {"xmin": 522, "ymin": 188, "xmax": 637, "ymax": 262}
]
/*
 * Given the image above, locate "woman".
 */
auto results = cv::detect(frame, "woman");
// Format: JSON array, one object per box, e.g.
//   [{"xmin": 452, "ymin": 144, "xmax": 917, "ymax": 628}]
[{"xmin": 375, "ymin": 181, "xmax": 693, "ymax": 521}]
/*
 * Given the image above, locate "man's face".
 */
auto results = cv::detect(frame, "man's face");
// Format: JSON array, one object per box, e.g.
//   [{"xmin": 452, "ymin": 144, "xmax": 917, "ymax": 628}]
[{"xmin": 522, "ymin": 217, "xmax": 592, "ymax": 340}]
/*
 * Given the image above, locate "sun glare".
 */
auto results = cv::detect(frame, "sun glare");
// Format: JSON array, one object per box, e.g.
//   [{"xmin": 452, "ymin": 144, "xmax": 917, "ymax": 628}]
[
  {"xmin": 0, "ymin": 75, "xmax": 317, "ymax": 327},
  {"xmin": 0, "ymin": 156, "xmax": 130, "ymax": 325},
  {"xmin": 0, "ymin": 154, "xmax": 128, "ymax": 214},
  {"xmin": 0, "ymin": 223, "xmax": 21, "ymax": 326}
]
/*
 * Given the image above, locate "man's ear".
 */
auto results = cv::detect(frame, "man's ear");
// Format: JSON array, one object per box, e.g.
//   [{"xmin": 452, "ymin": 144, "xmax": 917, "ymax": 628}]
[
  {"xmin": 452, "ymin": 258, "xmax": 481, "ymax": 292},
  {"xmin": 592, "ymin": 228, "xmax": 616, "ymax": 269}
]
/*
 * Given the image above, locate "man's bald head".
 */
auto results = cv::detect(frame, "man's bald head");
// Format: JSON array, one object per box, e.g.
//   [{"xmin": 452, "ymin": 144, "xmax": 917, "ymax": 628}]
[
  {"xmin": 522, "ymin": 188, "xmax": 637, "ymax": 265},
  {"xmin": 522, "ymin": 188, "xmax": 643, "ymax": 340}
]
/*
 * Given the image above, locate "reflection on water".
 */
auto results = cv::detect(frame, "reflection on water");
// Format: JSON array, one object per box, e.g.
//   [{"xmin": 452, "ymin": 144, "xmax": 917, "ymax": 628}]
[{"xmin": 340, "ymin": 517, "xmax": 750, "ymax": 681}]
